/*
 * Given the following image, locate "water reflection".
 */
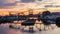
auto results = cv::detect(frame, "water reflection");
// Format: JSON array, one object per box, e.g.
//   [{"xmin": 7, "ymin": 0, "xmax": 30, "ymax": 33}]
[{"xmin": 0, "ymin": 23, "xmax": 57, "ymax": 34}]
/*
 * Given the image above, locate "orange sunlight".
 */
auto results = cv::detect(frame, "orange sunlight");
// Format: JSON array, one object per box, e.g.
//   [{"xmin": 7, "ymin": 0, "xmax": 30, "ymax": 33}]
[{"xmin": 0, "ymin": 8, "xmax": 60, "ymax": 16}]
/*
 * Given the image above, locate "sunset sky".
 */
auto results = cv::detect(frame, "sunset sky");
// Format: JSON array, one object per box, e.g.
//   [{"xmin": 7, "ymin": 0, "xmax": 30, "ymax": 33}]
[
  {"xmin": 0, "ymin": 0, "xmax": 60, "ymax": 9},
  {"xmin": 0, "ymin": 0, "xmax": 60, "ymax": 16}
]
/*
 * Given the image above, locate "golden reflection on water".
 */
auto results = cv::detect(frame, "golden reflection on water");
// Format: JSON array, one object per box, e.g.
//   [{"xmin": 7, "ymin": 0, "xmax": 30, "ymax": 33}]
[
  {"xmin": 12, "ymin": 20, "xmax": 56, "ymax": 30},
  {"xmin": 0, "ymin": 20, "xmax": 57, "ymax": 34}
]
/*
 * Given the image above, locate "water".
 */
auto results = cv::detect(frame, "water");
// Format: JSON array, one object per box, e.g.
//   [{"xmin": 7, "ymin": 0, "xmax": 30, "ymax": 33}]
[{"xmin": 0, "ymin": 23, "xmax": 59, "ymax": 34}]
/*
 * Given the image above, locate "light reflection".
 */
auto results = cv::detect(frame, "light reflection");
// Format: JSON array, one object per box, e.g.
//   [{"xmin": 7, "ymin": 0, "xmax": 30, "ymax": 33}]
[{"xmin": 0, "ymin": 21, "xmax": 57, "ymax": 34}]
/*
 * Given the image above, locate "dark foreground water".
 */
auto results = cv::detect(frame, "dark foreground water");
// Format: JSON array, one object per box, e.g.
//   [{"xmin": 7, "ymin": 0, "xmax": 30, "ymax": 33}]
[{"xmin": 0, "ymin": 23, "xmax": 60, "ymax": 34}]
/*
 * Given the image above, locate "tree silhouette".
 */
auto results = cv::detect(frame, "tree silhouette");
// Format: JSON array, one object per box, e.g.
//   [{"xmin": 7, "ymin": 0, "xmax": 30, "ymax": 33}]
[
  {"xmin": 42, "ymin": 11, "xmax": 51, "ymax": 30},
  {"xmin": 42, "ymin": 11, "xmax": 51, "ymax": 17},
  {"xmin": 56, "ymin": 17, "xmax": 60, "ymax": 27}
]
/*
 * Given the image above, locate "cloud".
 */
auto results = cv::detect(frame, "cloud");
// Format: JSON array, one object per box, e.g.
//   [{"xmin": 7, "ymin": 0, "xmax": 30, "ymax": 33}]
[
  {"xmin": 0, "ymin": 0, "xmax": 36, "ymax": 9},
  {"xmin": 21, "ymin": 0, "xmax": 35, "ymax": 3},
  {"xmin": 0, "ymin": 0, "xmax": 18, "ymax": 8},
  {"xmin": 0, "ymin": 0, "xmax": 48, "ymax": 9},
  {"xmin": 6, "ymin": 0, "xmax": 19, "ymax": 3}
]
